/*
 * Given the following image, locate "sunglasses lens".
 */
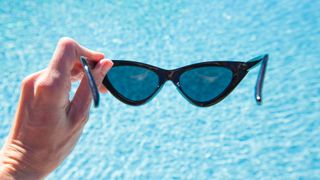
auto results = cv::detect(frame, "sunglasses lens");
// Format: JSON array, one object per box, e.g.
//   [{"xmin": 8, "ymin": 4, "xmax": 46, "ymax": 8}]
[
  {"xmin": 107, "ymin": 66, "xmax": 159, "ymax": 101},
  {"xmin": 179, "ymin": 66, "xmax": 233, "ymax": 102}
]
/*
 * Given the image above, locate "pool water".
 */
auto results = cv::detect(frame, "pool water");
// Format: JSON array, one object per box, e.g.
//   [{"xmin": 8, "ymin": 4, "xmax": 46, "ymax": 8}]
[{"xmin": 0, "ymin": 0, "xmax": 319, "ymax": 179}]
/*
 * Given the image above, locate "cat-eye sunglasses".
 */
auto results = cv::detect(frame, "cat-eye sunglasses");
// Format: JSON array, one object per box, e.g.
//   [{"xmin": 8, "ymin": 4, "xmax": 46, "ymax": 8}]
[{"xmin": 80, "ymin": 54, "xmax": 268, "ymax": 107}]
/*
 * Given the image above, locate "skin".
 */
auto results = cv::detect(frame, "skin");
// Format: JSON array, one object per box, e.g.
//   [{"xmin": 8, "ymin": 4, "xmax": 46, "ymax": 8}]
[{"xmin": 0, "ymin": 37, "xmax": 113, "ymax": 179}]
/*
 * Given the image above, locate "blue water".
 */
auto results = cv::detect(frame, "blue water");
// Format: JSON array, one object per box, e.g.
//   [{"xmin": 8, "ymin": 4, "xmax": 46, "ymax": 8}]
[{"xmin": 0, "ymin": 0, "xmax": 319, "ymax": 179}]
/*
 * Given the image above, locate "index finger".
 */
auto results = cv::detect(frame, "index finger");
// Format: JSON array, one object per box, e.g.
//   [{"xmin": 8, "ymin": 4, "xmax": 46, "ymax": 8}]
[
  {"xmin": 33, "ymin": 38, "xmax": 105, "ymax": 107},
  {"xmin": 48, "ymin": 37, "xmax": 104, "ymax": 76}
]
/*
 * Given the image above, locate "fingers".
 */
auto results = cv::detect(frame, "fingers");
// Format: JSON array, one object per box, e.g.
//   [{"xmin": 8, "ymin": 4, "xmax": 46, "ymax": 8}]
[
  {"xmin": 78, "ymin": 44, "xmax": 104, "ymax": 61},
  {"xmin": 70, "ymin": 63, "xmax": 84, "ymax": 82},
  {"xmin": 16, "ymin": 69, "xmax": 46, "ymax": 113},
  {"xmin": 13, "ymin": 69, "xmax": 45, "ymax": 130},
  {"xmin": 34, "ymin": 37, "xmax": 105, "ymax": 107},
  {"xmin": 68, "ymin": 59, "xmax": 113, "ymax": 126},
  {"xmin": 49, "ymin": 37, "xmax": 104, "ymax": 77},
  {"xmin": 20, "ymin": 70, "xmax": 46, "ymax": 99},
  {"xmin": 99, "ymin": 86, "xmax": 108, "ymax": 93}
]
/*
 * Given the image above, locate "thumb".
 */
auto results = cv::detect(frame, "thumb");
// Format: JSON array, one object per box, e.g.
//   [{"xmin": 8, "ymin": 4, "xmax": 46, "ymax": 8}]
[{"xmin": 68, "ymin": 59, "xmax": 113, "ymax": 125}]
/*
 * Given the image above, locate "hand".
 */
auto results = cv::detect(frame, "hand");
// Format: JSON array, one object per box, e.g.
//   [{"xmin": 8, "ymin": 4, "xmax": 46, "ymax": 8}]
[{"xmin": 0, "ymin": 37, "xmax": 113, "ymax": 179}]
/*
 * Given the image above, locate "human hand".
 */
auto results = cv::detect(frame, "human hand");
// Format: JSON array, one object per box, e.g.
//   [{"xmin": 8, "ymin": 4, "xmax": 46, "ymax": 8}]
[{"xmin": 0, "ymin": 37, "xmax": 113, "ymax": 179}]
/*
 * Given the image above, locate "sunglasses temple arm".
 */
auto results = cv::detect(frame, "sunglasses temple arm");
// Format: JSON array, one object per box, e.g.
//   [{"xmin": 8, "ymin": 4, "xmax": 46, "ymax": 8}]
[
  {"xmin": 246, "ymin": 54, "xmax": 269, "ymax": 105},
  {"xmin": 79, "ymin": 56, "xmax": 100, "ymax": 108}
]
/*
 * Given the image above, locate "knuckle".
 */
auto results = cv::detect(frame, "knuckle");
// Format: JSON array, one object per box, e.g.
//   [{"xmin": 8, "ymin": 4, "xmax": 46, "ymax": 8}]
[
  {"xmin": 33, "ymin": 71, "xmax": 70, "ymax": 98},
  {"xmin": 21, "ymin": 77, "xmax": 33, "ymax": 90},
  {"xmin": 58, "ymin": 37, "xmax": 77, "ymax": 49},
  {"xmin": 34, "ymin": 82, "xmax": 53, "ymax": 96},
  {"xmin": 21, "ymin": 73, "xmax": 38, "ymax": 90},
  {"xmin": 34, "ymin": 75, "xmax": 58, "ymax": 94},
  {"xmin": 35, "ymin": 79, "xmax": 53, "ymax": 91}
]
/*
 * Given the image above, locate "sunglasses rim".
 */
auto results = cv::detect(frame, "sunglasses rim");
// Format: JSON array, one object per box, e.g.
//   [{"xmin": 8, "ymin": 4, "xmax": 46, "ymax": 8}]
[
  {"xmin": 103, "ymin": 65, "xmax": 162, "ymax": 105},
  {"xmin": 102, "ymin": 60, "xmax": 250, "ymax": 107}
]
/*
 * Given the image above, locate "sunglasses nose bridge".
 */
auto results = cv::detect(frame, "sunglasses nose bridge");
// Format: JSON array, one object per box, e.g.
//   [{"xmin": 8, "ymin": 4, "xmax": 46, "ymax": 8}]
[
  {"xmin": 161, "ymin": 69, "xmax": 181, "ymax": 89},
  {"xmin": 162, "ymin": 69, "xmax": 176, "ymax": 81}
]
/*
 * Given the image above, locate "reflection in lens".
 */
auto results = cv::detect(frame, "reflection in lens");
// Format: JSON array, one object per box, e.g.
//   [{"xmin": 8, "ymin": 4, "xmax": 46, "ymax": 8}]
[
  {"xmin": 179, "ymin": 66, "xmax": 233, "ymax": 102},
  {"xmin": 107, "ymin": 66, "xmax": 159, "ymax": 101}
]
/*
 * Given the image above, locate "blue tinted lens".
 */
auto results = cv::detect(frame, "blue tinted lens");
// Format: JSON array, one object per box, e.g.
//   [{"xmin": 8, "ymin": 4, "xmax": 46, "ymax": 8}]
[
  {"xmin": 179, "ymin": 66, "xmax": 233, "ymax": 102},
  {"xmin": 107, "ymin": 66, "xmax": 159, "ymax": 101}
]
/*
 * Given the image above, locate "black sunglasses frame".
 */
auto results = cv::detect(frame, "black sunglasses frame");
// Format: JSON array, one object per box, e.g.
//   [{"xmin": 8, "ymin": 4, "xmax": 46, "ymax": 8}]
[{"xmin": 101, "ymin": 54, "xmax": 268, "ymax": 107}]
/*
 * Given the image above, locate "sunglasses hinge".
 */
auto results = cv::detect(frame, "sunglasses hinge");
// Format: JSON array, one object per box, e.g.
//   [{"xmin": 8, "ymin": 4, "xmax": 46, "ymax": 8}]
[{"xmin": 239, "ymin": 63, "xmax": 248, "ymax": 71}]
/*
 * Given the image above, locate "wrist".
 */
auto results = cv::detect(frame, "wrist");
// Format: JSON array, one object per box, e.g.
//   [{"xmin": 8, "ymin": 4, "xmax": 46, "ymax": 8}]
[
  {"xmin": 0, "ymin": 145, "xmax": 45, "ymax": 180},
  {"xmin": 0, "ymin": 165, "xmax": 17, "ymax": 180}
]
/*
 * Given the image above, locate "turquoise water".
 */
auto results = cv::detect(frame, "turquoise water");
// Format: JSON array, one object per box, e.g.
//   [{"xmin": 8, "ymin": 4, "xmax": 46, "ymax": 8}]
[{"xmin": 0, "ymin": 0, "xmax": 319, "ymax": 179}]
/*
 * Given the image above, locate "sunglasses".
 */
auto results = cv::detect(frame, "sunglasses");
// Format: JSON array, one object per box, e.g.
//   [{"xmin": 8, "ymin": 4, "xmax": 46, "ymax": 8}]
[{"xmin": 80, "ymin": 54, "xmax": 268, "ymax": 108}]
